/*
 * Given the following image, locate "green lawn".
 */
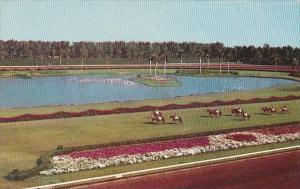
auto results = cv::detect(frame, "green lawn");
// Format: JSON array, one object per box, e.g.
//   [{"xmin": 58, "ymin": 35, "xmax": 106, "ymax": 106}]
[
  {"xmin": 176, "ymin": 69, "xmax": 300, "ymax": 82},
  {"xmin": 131, "ymin": 75, "xmax": 181, "ymax": 87},
  {"xmin": 0, "ymin": 99, "xmax": 300, "ymax": 188}
]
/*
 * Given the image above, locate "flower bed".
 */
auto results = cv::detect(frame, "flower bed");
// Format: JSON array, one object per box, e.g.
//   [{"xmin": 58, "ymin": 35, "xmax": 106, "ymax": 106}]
[
  {"xmin": 40, "ymin": 125, "xmax": 300, "ymax": 176},
  {"xmin": 67, "ymin": 137, "xmax": 210, "ymax": 159},
  {"xmin": 226, "ymin": 133, "xmax": 257, "ymax": 142}
]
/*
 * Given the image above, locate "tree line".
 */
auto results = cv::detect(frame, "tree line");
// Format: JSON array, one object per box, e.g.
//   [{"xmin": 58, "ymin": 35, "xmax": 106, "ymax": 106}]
[{"xmin": 0, "ymin": 40, "xmax": 299, "ymax": 66}]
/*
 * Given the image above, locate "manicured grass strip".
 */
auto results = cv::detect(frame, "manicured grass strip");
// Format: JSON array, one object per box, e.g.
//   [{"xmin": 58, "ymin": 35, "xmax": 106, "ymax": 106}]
[{"xmin": 1, "ymin": 95, "xmax": 299, "ymax": 123}]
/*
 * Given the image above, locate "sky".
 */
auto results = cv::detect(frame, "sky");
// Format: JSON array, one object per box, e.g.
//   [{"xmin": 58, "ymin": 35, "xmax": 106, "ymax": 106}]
[{"xmin": 0, "ymin": 0, "xmax": 299, "ymax": 47}]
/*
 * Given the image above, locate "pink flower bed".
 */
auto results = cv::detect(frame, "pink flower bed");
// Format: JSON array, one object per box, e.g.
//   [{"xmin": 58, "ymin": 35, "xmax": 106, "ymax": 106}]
[
  {"xmin": 65, "ymin": 125, "xmax": 300, "ymax": 159},
  {"xmin": 226, "ymin": 133, "xmax": 257, "ymax": 142},
  {"xmin": 68, "ymin": 137, "xmax": 210, "ymax": 159},
  {"xmin": 41, "ymin": 124, "xmax": 300, "ymax": 176}
]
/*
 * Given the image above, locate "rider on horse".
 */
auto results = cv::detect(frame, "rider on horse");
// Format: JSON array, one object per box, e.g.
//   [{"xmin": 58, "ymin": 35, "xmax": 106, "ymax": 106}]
[{"xmin": 154, "ymin": 109, "xmax": 162, "ymax": 117}]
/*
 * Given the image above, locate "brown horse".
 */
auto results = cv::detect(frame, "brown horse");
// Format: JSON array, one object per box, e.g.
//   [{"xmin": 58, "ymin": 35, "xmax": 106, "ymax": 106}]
[
  {"xmin": 231, "ymin": 107, "xmax": 242, "ymax": 116},
  {"xmin": 241, "ymin": 111, "xmax": 250, "ymax": 120},
  {"xmin": 261, "ymin": 106, "xmax": 277, "ymax": 114},
  {"xmin": 280, "ymin": 106, "xmax": 289, "ymax": 113},
  {"xmin": 170, "ymin": 115, "xmax": 183, "ymax": 124},
  {"xmin": 151, "ymin": 115, "xmax": 165, "ymax": 124},
  {"xmin": 207, "ymin": 108, "xmax": 222, "ymax": 117}
]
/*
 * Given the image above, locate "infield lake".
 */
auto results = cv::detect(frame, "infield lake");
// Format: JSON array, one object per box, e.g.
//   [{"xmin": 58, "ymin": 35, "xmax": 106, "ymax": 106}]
[{"xmin": 0, "ymin": 75, "xmax": 296, "ymax": 108}]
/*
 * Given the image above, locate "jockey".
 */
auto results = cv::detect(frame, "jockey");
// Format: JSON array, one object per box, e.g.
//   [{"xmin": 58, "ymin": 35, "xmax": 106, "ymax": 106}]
[
  {"xmin": 238, "ymin": 107, "xmax": 242, "ymax": 113},
  {"xmin": 154, "ymin": 109, "xmax": 161, "ymax": 117},
  {"xmin": 271, "ymin": 106, "xmax": 276, "ymax": 112},
  {"xmin": 155, "ymin": 109, "xmax": 159, "ymax": 114},
  {"xmin": 174, "ymin": 114, "xmax": 179, "ymax": 120},
  {"xmin": 282, "ymin": 105, "xmax": 288, "ymax": 111}
]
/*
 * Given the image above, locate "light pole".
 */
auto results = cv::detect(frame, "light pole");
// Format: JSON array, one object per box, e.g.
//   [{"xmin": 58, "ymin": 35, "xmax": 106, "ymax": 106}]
[
  {"xmin": 164, "ymin": 58, "xmax": 167, "ymax": 78},
  {"xmin": 180, "ymin": 56, "xmax": 183, "ymax": 74},
  {"xmin": 149, "ymin": 55, "xmax": 156, "ymax": 78},
  {"xmin": 207, "ymin": 55, "xmax": 210, "ymax": 71},
  {"xmin": 59, "ymin": 42, "xmax": 62, "ymax": 67},
  {"xmin": 219, "ymin": 57, "xmax": 222, "ymax": 75},
  {"xmin": 195, "ymin": 50, "xmax": 202, "ymax": 74},
  {"xmin": 81, "ymin": 56, "xmax": 84, "ymax": 71},
  {"xmin": 149, "ymin": 59, "xmax": 152, "ymax": 77},
  {"xmin": 199, "ymin": 56, "xmax": 202, "ymax": 74},
  {"xmin": 227, "ymin": 58, "xmax": 230, "ymax": 75},
  {"xmin": 178, "ymin": 50, "xmax": 184, "ymax": 74},
  {"xmin": 154, "ymin": 60, "xmax": 157, "ymax": 80}
]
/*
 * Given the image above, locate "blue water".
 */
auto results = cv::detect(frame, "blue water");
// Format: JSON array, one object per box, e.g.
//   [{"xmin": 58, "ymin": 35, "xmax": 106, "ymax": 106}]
[{"xmin": 0, "ymin": 75, "xmax": 295, "ymax": 108}]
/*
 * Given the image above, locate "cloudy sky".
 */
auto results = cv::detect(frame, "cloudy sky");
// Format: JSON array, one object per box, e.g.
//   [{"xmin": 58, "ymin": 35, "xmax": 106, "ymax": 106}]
[{"xmin": 0, "ymin": 0, "xmax": 299, "ymax": 47}]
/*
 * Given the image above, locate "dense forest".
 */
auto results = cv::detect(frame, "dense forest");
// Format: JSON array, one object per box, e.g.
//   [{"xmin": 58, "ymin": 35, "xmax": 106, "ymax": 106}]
[{"xmin": 0, "ymin": 40, "xmax": 299, "ymax": 66}]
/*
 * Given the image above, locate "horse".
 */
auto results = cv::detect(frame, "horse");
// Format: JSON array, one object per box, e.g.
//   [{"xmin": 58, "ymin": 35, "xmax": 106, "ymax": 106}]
[
  {"xmin": 170, "ymin": 115, "xmax": 183, "ymax": 124},
  {"xmin": 280, "ymin": 106, "xmax": 289, "ymax": 113},
  {"xmin": 231, "ymin": 107, "xmax": 242, "ymax": 116},
  {"xmin": 261, "ymin": 106, "xmax": 276, "ymax": 114},
  {"xmin": 151, "ymin": 115, "xmax": 165, "ymax": 124},
  {"xmin": 207, "ymin": 108, "xmax": 222, "ymax": 117},
  {"xmin": 241, "ymin": 111, "xmax": 250, "ymax": 120}
]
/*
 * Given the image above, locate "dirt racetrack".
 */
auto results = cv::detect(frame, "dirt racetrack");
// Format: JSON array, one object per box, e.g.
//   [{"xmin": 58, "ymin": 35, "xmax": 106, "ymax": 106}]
[{"xmin": 71, "ymin": 150, "xmax": 300, "ymax": 189}]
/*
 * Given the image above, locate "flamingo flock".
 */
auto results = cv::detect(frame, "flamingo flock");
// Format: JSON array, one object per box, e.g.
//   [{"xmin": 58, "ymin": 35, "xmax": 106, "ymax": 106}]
[{"xmin": 69, "ymin": 78, "xmax": 138, "ymax": 86}]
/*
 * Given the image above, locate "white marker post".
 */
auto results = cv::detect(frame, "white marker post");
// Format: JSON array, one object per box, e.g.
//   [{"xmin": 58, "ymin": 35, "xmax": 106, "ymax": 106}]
[
  {"xmin": 199, "ymin": 57, "xmax": 202, "ymax": 74},
  {"xmin": 164, "ymin": 59, "xmax": 167, "ymax": 78},
  {"xmin": 227, "ymin": 60, "xmax": 229, "ymax": 75},
  {"xmin": 149, "ymin": 59, "xmax": 152, "ymax": 76}
]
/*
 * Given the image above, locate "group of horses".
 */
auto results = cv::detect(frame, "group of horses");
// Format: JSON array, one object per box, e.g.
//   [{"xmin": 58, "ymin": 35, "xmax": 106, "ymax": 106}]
[
  {"xmin": 207, "ymin": 105, "xmax": 289, "ymax": 121},
  {"xmin": 150, "ymin": 110, "xmax": 183, "ymax": 124},
  {"xmin": 150, "ymin": 105, "xmax": 289, "ymax": 124},
  {"xmin": 206, "ymin": 107, "xmax": 250, "ymax": 120},
  {"xmin": 261, "ymin": 105, "xmax": 289, "ymax": 114}
]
